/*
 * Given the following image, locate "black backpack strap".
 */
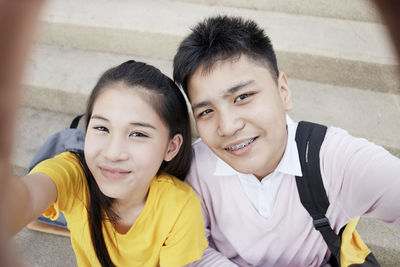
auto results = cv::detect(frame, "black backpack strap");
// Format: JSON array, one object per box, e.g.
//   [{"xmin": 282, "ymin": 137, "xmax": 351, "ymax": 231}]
[
  {"xmin": 295, "ymin": 121, "xmax": 341, "ymax": 266},
  {"xmin": 70, "ymin": 114, "xmax": 84, "ymax": 129}
]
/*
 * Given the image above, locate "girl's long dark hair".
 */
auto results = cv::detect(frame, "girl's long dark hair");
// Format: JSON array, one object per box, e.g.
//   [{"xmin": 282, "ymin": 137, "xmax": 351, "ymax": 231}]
[{"xmin": 78, "ymin": 60, "xmax": 192, "ymax": 267}]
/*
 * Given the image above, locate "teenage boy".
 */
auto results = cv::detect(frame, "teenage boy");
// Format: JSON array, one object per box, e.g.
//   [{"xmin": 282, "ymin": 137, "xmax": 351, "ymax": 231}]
[{"xmin": 173, "ymin": 15, "xmax": 400, "ymax": 266}]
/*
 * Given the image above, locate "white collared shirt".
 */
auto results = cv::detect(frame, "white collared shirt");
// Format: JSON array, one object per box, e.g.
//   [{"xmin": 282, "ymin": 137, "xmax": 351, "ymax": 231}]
[{"xmin": 213, "ymin": 114, "xmax": 302, "ymax": 218}]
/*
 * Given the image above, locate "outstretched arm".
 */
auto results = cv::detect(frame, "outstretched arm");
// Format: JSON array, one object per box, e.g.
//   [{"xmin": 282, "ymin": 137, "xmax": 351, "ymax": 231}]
[
  {"xmin": 0, "ymin": 0, "xmax": 51, "ymax": 238},
  {"xmin": 0, "ymin": 0, "xmax": 46, "ymax": 160},
  {"xmin": 0, "ymin": 0, "xmax": 47, "ymax": 265},
  {"xmin": 4, "ymin": 173, "xmax": 57, "ymax": 236}
]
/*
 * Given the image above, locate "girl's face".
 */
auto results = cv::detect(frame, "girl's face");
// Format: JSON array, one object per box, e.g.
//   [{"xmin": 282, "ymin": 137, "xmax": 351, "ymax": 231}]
[{"xmin": 84, "ymin": 84, "xmax": 181, "ymax": 200}]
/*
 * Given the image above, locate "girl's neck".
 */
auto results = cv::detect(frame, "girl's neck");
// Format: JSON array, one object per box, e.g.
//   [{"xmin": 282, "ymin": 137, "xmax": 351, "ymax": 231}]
[{"xmin": 112, "ymin": 179, "xmax": 152, "ymax": 234}]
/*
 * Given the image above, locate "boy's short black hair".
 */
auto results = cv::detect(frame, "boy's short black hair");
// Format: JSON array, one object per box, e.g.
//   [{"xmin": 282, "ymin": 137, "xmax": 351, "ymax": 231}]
[{"xmin": 173, "ymin": 15, "xmax": 279, "ymax": 97}]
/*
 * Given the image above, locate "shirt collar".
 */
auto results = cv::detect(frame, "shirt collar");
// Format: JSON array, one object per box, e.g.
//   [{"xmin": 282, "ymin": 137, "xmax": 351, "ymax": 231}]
[{"xmin": 213, "ymin": 114, "xmax": 302, "ymax": 178}]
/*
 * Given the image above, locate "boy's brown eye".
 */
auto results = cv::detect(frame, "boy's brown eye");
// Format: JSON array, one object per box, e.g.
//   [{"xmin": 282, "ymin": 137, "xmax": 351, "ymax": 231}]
[{"xmin": 234, "ymin": 93, "xmax": 250, "ymax": 103}]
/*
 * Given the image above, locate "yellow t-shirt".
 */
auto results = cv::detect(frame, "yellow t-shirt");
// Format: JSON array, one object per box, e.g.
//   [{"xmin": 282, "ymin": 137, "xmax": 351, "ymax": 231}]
[{"xmin": 30, "ymin": 152, "xmax": 207, "ymax": 267}]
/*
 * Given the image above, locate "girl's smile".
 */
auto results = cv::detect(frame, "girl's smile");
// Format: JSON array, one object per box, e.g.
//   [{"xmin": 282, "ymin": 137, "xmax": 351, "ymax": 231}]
[{"xmin": 99, "ymin": 166, "xmax": 132, "ymax": 180}]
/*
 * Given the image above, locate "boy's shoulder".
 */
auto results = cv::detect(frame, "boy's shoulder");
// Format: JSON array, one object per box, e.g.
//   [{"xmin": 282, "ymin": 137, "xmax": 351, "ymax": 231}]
[{"xmin": 321, "ymin": 125, "xmax": 375, "ymax": 155}]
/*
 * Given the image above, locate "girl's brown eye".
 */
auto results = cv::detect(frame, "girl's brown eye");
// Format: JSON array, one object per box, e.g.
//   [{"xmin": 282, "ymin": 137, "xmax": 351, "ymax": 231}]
[
  {"xmin": 93, "ymin": 126, "xmax": 109, "ymax": 133},
  {"xmin": 130, "ymin": 132, "xmax": 148, "ymax": 138},
  {"xmin": 198, "ymin": 109, "xmax": 213, "ymax": 118}
]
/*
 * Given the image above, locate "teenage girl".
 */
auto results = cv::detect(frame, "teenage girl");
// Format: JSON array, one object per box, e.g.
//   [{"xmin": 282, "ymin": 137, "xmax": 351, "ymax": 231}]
[{"xmin": 7, "ymin": 60, "xmax": 207, "ymax": 266}]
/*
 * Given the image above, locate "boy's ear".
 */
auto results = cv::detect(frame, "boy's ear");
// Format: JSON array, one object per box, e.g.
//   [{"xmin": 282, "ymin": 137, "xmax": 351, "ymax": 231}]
[
  {"xmin": 278, "ymin": 72, "xmax": 293, "ymax": 111},
  {"xmin": 164, "ymin": 133, "xmax": 183, "ymax": 162}
]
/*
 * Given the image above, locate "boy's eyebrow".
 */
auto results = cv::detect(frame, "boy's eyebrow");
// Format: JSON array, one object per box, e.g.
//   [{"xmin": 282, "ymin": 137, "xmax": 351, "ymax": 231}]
[
  {"xmin": 90, "ymin": 115, "xmax": 156, "ymax": 129},
  {"xmin": 192, "ymin": 80, "xmax": 254, "ymax": 111},
  {"xmin": 222, "ymin": 80, "xmax": 254, "ymax": 98}
]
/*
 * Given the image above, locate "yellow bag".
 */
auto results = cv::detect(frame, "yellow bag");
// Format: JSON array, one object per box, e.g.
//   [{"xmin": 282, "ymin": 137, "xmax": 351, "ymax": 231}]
[{"xmin": 340, "ymin": 217, "xmax": 379, "ymax": 267}]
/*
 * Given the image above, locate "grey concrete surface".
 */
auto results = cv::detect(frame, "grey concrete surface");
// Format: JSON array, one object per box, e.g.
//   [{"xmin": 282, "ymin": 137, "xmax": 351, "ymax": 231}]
[
  {"xmin": 288, "ymin": 78, "xmax": 400, "ymax": 157},
  {"xmin": 13, "ymin": 228, "xmax": 76, "ymax": 267},
  {"xmin": 171, "ymin": 0, "xmax": 382, "ymax": 23},
  {"xmin": 10, "ymin": 218, "xmax": 400, "ymax": 267},
  {"xmin": 358, "ymin": 218, "xmax": 400, "ymax": 266},
  {"xmin": 23, "ymin": 44, "xmax": 171, "ymax": 114},
  {"xmin": 12, "ymin": 107, "xmax": 81, "ymax": 174},
  {"xmin": 37, "ymin": 0, "xmax": 398, "ymax": 92}
]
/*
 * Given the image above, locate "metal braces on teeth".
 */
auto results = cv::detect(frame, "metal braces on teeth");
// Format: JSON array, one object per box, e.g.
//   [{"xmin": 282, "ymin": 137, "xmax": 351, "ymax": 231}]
[{"xmin": 226, "ymin": 138, "xmax": 255, "ymax": 151}]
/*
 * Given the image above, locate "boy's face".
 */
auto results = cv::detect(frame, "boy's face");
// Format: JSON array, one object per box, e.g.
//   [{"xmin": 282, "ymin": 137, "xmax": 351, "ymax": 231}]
[{"xmin": 188, "ymin": 55, "xmax": 292, "ymax": 179}]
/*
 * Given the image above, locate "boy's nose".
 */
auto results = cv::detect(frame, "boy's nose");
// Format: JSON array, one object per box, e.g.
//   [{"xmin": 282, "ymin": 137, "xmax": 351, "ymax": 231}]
[{"xmin": 217, "ymin": 111, "xmax": 244, "ymax": 137}]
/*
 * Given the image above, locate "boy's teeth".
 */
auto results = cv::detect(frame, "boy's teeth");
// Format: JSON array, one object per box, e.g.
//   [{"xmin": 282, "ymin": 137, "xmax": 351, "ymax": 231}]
[{"xmin": 226, "ymin": 138, "xmax": 255, "ymax": 151}]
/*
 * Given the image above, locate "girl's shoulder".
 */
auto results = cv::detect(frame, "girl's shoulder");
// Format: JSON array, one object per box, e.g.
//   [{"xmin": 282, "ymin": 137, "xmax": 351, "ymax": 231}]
[
  {"xmin": 56, "ymin": 151, "xmax": 81, "ymax": 162},
  {"xmin": 147, "ymin": 174, "xmax": 201, "ymax": 222},
  {"xmin": 152, "ymin": 173, "xmax": 197, "ymax": 200},
  {"xmin": 30, "ymin": 151, "xmax": 83, "ymax": 175},
  {"xmin": 29, "ymin": 151, "xmax": 88, "ymax": 197}
]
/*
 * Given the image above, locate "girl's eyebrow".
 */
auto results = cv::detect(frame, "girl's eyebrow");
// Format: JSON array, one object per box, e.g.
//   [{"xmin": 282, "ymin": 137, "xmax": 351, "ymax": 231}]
[
  {"xmin": 129, "ymin": 122, "xmax": 156, "ymax": 129},
  {"xmin": 91, "ymin": 115, "xmax": 108, "ymax": 121},
  {"xmin": 192, "ymin": 101, "xmax": 211, "ymax": 112},
  {"xmin": 91, "ymin": 115, "xmax": 156, "ymax": 129}
]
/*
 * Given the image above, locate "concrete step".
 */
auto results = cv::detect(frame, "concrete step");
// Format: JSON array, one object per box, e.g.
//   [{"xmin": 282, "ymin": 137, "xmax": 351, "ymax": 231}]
[
  {"xmin": 12, "ymin": 107, "xmax": 82, "ymax": 177},
  {"xmin": 22, "ymin": 44, "xmax": 400, "ymax": 158},
  {"xmin": 12, "ymin": 219, "xmax": 400, "ymax": 267},
  {"xmin": 289, "ymin": 78, "xmax": 400, "ymax": 157},
  {"xmin": 23, "ymin": 44, "xmax": 172, "ymax": 115},
  {"xmin": 171, "ymin": 0, "xmax": 382, "ymax": 23},
  {"xmin": 358, "ymin": 218, "xmax": 400, "ymax": 266},
  {"xmin": 37, "ymin": 0, "xmax": 399, "ymax": 93},
  {"xmin": 13, "ymin": 228, "xmax": 76, "ymax": 267}
]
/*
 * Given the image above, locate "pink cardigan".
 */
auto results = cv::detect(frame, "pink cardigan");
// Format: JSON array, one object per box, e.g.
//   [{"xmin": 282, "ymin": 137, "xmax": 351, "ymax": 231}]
[{"xmin": 186, "ymin": 125, "xmax": 400, "ymax": 266}]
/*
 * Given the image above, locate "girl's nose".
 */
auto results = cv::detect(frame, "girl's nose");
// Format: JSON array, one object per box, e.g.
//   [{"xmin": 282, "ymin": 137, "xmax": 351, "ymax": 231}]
[{"xmin": 102, "ymin": 134, "xmax": 129, "ymax": 161}]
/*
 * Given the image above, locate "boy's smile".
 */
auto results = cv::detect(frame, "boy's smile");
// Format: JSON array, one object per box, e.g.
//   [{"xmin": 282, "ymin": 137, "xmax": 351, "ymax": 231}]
[
  {"xmin": 225, "ymin": 137, "xmax": 258, "ymax": 152},
  {"xmin": 188, "ymin": 55, "xmax": 293, "ymax": 179}
]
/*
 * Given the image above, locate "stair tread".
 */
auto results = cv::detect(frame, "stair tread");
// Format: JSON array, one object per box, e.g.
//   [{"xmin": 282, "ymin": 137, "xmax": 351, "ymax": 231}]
[
  {"xmin": 39, "ymin": 0, "xmax": 396, "ymax": 64},
  {"xmin": 170, "ymin": 0, "xmax": 382, "ymax": 23}
]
